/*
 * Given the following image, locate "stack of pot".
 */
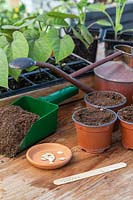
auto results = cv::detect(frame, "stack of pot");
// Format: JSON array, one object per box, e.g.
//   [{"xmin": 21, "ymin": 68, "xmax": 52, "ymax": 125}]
[{"xmin": 72, "ymin": 91, "xmax": 133, "ymax": 153}]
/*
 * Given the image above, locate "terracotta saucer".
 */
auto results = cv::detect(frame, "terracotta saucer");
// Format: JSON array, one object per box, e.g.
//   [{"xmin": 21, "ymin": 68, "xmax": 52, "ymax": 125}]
[{"xmin": 26, "ymin": 143, "xmax": 72, "ymax": 169}]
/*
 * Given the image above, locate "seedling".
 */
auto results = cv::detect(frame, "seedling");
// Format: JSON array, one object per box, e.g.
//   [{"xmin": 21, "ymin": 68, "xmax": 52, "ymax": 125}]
[{"xmin": 88, "ymin": 0, "xmax": 133, "ymax": 39}]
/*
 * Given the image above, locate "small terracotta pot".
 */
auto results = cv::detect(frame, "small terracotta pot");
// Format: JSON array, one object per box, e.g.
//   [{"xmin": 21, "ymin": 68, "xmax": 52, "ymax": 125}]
[
  {"xmin": 117, "ymin": 106, "xmax": 133, "ymax": 149},
  {"xmin": 84, "ymin": 91, "xmax": 127, "ymax": 112},
  {"xmin": 72, "ymin": 108, "xmax": 117, "ymax": 153},
  {"xmin": 84, "ymin": 91, "xmax": 126, "ymax": 131}
]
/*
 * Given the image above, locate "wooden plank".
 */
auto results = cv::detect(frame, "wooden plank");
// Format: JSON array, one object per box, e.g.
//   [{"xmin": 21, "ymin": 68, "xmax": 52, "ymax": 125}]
[{"xmin": 0, "ymin": 100, "xmax": 132, "ymax": 200}]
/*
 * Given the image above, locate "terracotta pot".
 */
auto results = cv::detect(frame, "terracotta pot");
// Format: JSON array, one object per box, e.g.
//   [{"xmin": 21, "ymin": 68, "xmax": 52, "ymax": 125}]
[
  {"xmin": 72, "ymin": 108, "xmax": 117, "ymax": 153},
  {"xmin": 84, "ymin": 91, "xmax": 126, "ymax": 131},
  {"xmin": 84, "ymin": 91, "xmax": 127, "ymax": 112},
  {"xmin": 117, "ymin": 106, "xmax": 133, "ymax": 149}
]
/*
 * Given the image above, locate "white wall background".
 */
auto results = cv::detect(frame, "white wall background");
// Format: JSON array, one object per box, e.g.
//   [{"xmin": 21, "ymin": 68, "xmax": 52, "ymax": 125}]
[{"xmin": 21, "ymin": 0, "xmax": 61, "ymax": 12}]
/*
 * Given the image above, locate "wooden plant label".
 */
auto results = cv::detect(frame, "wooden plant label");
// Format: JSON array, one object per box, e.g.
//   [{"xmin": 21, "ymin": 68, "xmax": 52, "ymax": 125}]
[{"xmin": 54, "ymin": 162, "xmax": 127, "ymax": 185}]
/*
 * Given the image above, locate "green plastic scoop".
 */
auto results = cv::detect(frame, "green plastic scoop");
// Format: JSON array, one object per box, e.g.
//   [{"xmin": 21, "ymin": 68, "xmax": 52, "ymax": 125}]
[{"xmin": 11, "ymin": 85, "xmax": 78, "ymax": 152}]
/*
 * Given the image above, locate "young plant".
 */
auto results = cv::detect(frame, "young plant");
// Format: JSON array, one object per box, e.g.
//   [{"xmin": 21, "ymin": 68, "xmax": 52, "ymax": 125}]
[
  {"xmin": 52, "ymin": 0, "xmax": 94, "ymax": 48},
  {"xmin": 88, "ymin": 0, "xmax": 132, "ymax": 39},
  {"xmin": 35, "ymin": 11, "xmax": 77, "ymax": 62},
  {"xmin": 0, "ymin": 10, "xmax": 76, "ymax": 88},
  {"xmin": 0, "ymin": 31, "xmax": 29, "ymax": 88}
]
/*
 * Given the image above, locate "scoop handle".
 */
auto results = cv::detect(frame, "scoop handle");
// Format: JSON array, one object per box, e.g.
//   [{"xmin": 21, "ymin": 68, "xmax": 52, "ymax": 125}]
[{"xmin": 38, "ymin": 85, "xmax": 78, "ymax": 104}]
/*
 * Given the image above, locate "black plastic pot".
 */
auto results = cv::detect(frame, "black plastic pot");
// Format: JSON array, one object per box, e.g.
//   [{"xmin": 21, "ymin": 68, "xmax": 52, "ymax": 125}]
[
  {"xmin": 71, "ymin": 28, "xmax": 102, "ymax": 63},
  {"xmin": 103, "ymin": 30, "xmax": 133, "ymax": 56}
]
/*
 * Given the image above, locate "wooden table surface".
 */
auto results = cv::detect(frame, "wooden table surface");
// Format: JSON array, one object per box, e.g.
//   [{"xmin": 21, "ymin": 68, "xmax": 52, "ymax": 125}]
[{"xmin": 0, "ymin": 99, "xmax": 133, "ymax": 200}]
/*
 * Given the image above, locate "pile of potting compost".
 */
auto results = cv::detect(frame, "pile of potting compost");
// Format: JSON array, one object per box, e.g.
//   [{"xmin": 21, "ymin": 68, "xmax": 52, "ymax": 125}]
[
  {"xmin": 0, "ymin": 105, "xmax": 39, "ymax": 157},
  {"xmin": 86, "ymin": 91, "xmax": 125, "ymax": 106},
  {"xmin": 74, "ymin": 108, "xmax": 115, "ymax": 126}
]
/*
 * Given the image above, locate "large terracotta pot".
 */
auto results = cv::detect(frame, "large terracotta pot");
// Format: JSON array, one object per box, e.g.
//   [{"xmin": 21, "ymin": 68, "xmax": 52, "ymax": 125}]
[
  {"xmin": 117, "ymin": 106, "xmax": 133, "ymax": 149},
  {"xmin": 72, "ymin": 107, "xmax": 117, "ymax": 153}
]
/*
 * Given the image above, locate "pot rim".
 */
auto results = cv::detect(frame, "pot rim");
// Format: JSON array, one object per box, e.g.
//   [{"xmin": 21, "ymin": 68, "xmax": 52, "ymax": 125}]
[
  {"xmin": 117, "ymin": 106, "xmax": 133, "ymax": 125},
  {"xmin": 72, "ymin": 107, "xmax": 117, "ymax": 128},
  {"xmin": 84, "ymin": 91, "xmax": 127, "ymax": 109},
  {"xmin": 114, "ymin": 44, "xmax": 133, "ymax": 56}
]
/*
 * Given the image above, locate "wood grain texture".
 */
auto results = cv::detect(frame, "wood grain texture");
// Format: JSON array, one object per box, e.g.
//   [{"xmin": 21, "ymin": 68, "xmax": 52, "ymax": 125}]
[{"xmin": 0, "ymin": 100, "xmax": 133, "ymax": 200}]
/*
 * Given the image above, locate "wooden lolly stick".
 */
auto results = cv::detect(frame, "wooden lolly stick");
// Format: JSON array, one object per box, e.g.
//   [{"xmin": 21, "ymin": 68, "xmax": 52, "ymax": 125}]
[{"xmin": 53, "ymin": 162, "xmax": 127, "ymax": 185}]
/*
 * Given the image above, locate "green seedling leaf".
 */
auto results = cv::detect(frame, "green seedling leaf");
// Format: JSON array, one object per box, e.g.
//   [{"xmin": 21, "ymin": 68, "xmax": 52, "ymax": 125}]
[
  {"xmin": 115, "ymin": 0, "xmax": 126, "ymax": 3},
  {"xmin": 0, "ymin": 32, "xmax": 10, "ymax": 37},
  {"xmin": 10, "ymin": 31, "xmax": 29, "ymax": 80},
  {"xmin": 115, "ymin": 23, "xmax": 123, "ymax": 32},
  {"xmin": 88, "ymin": 3, "xmax": 106, "ymax": 12},
  {"xmin": 47, "ymin": 29, "xmax": 75, "ymax": 63},
  {"xmin": 24, "ymin": 29, "xmax": 39, "ymax": 59},
  {"xmin": 80, "ymin": 25, "xmax": 94, "ymax": 45},
  {"xmin": 0, "ymin": 48, "xmax": 8, "ymax": 88},
  {"xmin": 17, "ymin": 19, "xmax": 35, "ymax": 28},
  {"xmin": 56, "ymin": 35, "xmax": 75, "ymax": 63},
  {"xmin": 0, "ymin": 36, "xmax": 8, "ymax": 48},
  {"xmin": 47, "ymin": 12, "xmax": 79, "ymax": 19},
  {"xmin": 2, "ymin": 25, "xmax": 20, "ymax": 30},
  {"xmin": 32, "ymin": 32, "xmax": 52, "ymax": 62},
  {"xmin": 13, "ymin": 14, "xmax": 37, "ymax": 26},
  {"xmin": 0, "ymin": 37, "xmax": 11, "ymax": 60},
  {"xmin": 9, "ymin": 68, "xmax": 21, "ymax": 81},
  {"xmin": 4, "ymin": 44, "xmax": 12, "ymax": 62},
  {"xmin": 96, "ymin": 19, "xmax": 112, "ymax": 26},
  {"xmin": 11, "ymin": 31, "xmax": 29, "ymax": 59},
  {"xmin": 23, "ymin": 29, "xmax": 39, "ymax": 41},
  {"xmin": 72, "ymin": 28, "xmax": 89, "ymax": 49},
  {"xmin": 36, "ymin": 13, "xmax": 68, "ymax": 27},
  {"xmin": 2, "ymin": 19, "xmax": 35, "ymax": 30}
]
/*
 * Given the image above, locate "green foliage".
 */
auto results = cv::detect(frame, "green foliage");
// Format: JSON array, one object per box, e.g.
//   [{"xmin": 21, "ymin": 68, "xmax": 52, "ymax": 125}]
[
  {"xmin": 0, "ymin": 1, "xmax": 27, "ymax": 26},
  {"xmin": 51, "ymin": 0, "xmax": 95, "ymax": 49},
  {"xmin": 11, "ymin": 31, "xmax": 29, "ymax": 59},
  {"xmin": 47, "ymin": 29, "xmax": 74, "ymax": 63},
  {"xmin": 37, "ymin": 12, "xmax": 69, "ymax": 27},
  {"xmin": 0, "ymin": 48, "xmax": 8, "ymax": 88},
  {"xmin": 32, "ymin": 31, "xmax": 52, "ymax": 62},
  {"xmin": 88, "ymin": 0, "xmax": 128, "ymax": 39},
  {"xmin": 10, "ymin": 31, "xmax": 29, "ymax": 80},
  {"xmin": 0, "ymin": 1, "xmax": 99, "ymax": 88},
  {"xmin": 0, "ymin": 7, "xmax": 77, "ymax": 88}
]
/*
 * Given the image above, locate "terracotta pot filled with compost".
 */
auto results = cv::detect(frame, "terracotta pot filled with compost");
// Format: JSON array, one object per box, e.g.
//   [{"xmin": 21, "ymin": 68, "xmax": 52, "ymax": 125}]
[
  {"xmin": 0, "ymin": 105, "xmax": 39, "ymax": 157},
  {"xmin": 84, "ymin": 91, "xmax": 126, "ymax": 112},
  {"xmin": 84, "ymin": 91, "xmax": 126, "ymax": 131},
  {"xmin": 72, "ymin": 107, "xmax": 117, "ymax": 153},
  {"xmin": 117, "ymin": 106, "xmax": 133, "ymax": 149}
]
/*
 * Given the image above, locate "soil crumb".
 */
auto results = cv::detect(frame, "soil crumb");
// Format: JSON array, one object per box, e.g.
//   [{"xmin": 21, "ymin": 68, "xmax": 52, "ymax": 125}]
[{"xmin": 0, "ymin": 105, "xmax": 39, "ymax": 157}]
